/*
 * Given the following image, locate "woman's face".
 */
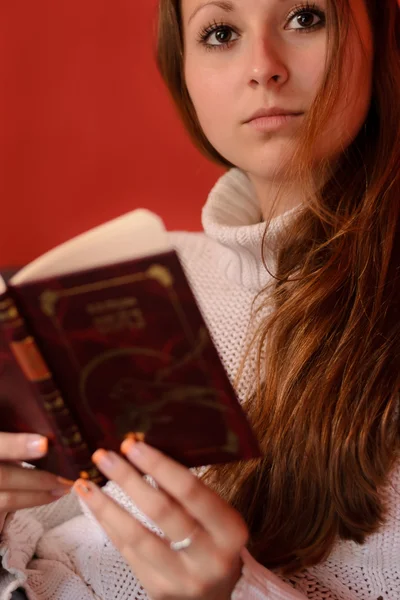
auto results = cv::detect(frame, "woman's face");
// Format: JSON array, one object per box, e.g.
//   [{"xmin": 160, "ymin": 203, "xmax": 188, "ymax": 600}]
[{"xmin": 182, "ymin": 0, "xmax": 373, "ymax": 182}]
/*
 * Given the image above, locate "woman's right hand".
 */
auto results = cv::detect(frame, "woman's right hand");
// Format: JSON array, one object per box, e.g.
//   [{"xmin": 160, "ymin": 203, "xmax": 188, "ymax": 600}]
[{"xmin": 0, "ymin": 432, "xmax": 73, "ymax": 519}]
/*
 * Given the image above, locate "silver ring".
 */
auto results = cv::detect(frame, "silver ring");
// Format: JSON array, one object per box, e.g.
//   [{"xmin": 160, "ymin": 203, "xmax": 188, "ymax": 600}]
[{"xmin": 169, "ymin": 526, "xmax": 200, "ymax": 552}]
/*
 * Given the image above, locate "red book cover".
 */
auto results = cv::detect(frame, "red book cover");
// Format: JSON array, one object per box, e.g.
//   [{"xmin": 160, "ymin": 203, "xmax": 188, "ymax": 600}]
[
  {"xmin": 0, "ymin": 293, "xmax": 101, "ymax": 482},
  {"xmin": 1, "ymin": 249, "xmax": 260, "ymax": 481}
]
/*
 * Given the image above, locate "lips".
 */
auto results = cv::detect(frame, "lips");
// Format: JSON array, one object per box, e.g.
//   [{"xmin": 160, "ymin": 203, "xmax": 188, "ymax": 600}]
[{"xmin": 244, "ymin": 108, "xmax": 303, "ymax": 123}]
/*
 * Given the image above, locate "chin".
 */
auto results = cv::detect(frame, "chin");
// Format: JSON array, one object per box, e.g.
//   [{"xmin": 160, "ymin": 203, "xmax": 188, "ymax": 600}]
[
  {"xmin": 219, "ymin": 139, "xmax": 298, "ymax": 179},
  {"xmin": 235, "ymin": 156, "xmax": 295, "ymax": 183}
]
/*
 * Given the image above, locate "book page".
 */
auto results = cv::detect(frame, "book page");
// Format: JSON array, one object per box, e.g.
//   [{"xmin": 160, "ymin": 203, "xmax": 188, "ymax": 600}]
[
  {"xmin": 12, "ymin": 209, "xmax": 170, "ymax": 285},
  {"xmin": 0, "ymin": 276, "xmax": 6, "ymax": 295}
]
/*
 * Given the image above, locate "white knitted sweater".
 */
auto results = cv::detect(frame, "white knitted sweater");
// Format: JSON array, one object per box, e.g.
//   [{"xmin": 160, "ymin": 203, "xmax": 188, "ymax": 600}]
[{"xmin": 1, "ymin": 168, "xmax": 399, "ymax": 600}]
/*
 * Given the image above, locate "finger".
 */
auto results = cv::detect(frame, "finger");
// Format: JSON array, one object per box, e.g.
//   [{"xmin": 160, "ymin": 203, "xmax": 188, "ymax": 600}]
[
  {"xmin": 121, "ymin": 440, "xmax": 249, "ymax": 552},
  {"xmin": 92, "ymin": 450, "xmax": 202, "ymax": 545},
  {"xmin": 75, "ymin": 478, "xmax": 240, "ymax": 598},
  {"xmin": 0, "ymin": 433, "xmax": 48, "ymax": 461},
  {"xmin": 73, "ymin": 479, "xmax": 187, "ymax": 584},
  {"xmin": 0, "ymin": 488, "xmax": 71, "ymax": 511},
  {"xmin": 0, "ymin": 462, "xmax": 74, "ymax": 492},
  {"xmin": 92, "ymin": 450, "xmax": 230, "ymax": 577}
]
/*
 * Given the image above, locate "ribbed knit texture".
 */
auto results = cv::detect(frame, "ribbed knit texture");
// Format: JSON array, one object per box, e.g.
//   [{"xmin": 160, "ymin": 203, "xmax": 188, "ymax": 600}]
[{"xmin": 1, "ymin": 168, "xmax": 399, "ymax": 600}]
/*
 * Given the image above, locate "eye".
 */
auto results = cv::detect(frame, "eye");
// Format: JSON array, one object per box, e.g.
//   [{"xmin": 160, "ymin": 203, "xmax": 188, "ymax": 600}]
[
  {"xmin": 207, "ymin": 26, "xmax": 239, "ymax": 46},
  {"xmin": 286, "ymin": 3, "xmax": 326, "ymax": 33},
  {"xmin": 198, "ymin": 22, "xmax": 240, "ymax": 50}
]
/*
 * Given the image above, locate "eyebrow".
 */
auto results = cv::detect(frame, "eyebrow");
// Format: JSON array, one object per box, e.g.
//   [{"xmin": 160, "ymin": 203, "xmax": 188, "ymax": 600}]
[{"xmin": 188, "ymin": 1, "xmax": 235, "ymax": 25}]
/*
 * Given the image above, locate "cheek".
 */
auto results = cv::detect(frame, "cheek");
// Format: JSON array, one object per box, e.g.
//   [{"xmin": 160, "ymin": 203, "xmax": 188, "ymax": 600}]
[
  {"xmin": 323, "ymin": 48, "xmax": 372, "ymax": 154},
  {"xmin": 184, "ymin": 60, "xmax": 236, "ymax": 130},
  {"xmin": 302, "ymin": 62, "xmax": 326, "ymax": 96},
  {"xmin": 290, "ymin": 41, "xmax": 328, "ymax": 99}
]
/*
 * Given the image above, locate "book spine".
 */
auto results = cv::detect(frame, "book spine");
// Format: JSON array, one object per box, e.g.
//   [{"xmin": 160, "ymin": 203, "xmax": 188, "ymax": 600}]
[{"xmin": 0, "ymin": 291, "xmax": 102, "ymax": 484}]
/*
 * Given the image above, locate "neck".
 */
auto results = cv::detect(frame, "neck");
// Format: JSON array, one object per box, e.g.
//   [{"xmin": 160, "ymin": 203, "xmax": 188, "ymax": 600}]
[
  {"xmin": 246, "ymin": 173, "xmax": 306, "ymax": 221},
  {"xmin": 201, "ymin": 168, "xmax": 303, "ymax": 291}
]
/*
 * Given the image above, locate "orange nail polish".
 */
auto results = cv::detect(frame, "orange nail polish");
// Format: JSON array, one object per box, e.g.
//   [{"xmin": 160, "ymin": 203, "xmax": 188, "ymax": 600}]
[
  {"xmin": 92, "ymin": 449, "xmax": 115, "ymax": 470},
  {"xmin": 121, "ymin": 432, "xmax": 145, "ymax": 455},
  {"xmin": 26, "ymin": 436, "xmax": 48, "ymax": 458},
  {"xmin": 74, "ymin": 478, "xmax": 93, "ymax": 496},
  {"xmin": 120, "ymin": 438, "xmax": 135, "ymax": 455}
]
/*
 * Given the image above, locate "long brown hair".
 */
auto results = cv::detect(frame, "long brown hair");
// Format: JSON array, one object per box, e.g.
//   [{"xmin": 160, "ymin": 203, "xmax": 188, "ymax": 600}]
[{"xmin": 156, "ymin": 0, "xmax": 400, "ymax": 576}]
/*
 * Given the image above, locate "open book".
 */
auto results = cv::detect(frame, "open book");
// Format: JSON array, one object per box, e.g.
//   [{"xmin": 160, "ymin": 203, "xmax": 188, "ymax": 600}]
[{"xmin": 0, "ymin": 210, "xmax": 260, "ymax": 484}]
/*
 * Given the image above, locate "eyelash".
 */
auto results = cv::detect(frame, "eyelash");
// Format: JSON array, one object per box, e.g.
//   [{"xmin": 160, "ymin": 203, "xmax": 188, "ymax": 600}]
[{"xmin": 197, "ymin": 2, "xmax": 326, "ymax": 52}]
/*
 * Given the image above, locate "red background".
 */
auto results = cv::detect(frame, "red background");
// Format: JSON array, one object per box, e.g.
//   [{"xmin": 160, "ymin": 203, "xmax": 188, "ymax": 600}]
[{"xmin": 0, "ymin": 1, "xmax": 223, "ymax": 268}]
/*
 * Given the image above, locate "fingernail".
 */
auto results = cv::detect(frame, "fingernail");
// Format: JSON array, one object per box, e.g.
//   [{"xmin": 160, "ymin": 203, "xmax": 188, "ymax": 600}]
[
  {"xmin": 26, "ymin": 435, "xmax": 48, "ymax": 458},
  {"xmin": 124, "ymin": 432, "xmax": 145, "ymax": 443},
  {"xmin": 121, "ymin": 439, "xmax": 146, "ymax": 459},
  {"xmin": 56, "ymin": 477, "xmax": 75, "ymax": 488},
  {"xmin": 92, "ymin": 449, "xmax": 116, "ymax": 471},
  {"xmin": 51, "ymin": 487, "xmax": 71, "ymax": 497},
  {"xmin": 73, "ymin": 478, "xmax": 94, "ymax": 497}
]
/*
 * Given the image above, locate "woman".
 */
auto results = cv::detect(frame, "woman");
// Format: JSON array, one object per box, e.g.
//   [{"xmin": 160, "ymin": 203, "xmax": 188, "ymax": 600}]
[{"xmin": 1, "ymin": 0, "xmax": 399, "ymax": 598}]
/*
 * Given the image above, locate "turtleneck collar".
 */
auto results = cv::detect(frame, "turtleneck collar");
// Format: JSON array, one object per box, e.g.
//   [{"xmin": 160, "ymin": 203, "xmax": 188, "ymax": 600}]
[{"xmin": 201, "ymin": 168, "xmax": 301, "ymax": 292}]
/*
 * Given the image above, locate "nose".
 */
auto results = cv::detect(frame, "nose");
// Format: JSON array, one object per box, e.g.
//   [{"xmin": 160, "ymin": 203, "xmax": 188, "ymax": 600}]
[{"xmin": 247, "ymin": 35, "xmax": 289, "ymax": 88}]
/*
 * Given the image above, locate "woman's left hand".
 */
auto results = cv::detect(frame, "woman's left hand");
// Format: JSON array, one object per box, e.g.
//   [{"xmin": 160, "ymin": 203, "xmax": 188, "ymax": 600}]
[{"xmin": 73, "ymin": 439, "xmax": 249, "ymax": 600}]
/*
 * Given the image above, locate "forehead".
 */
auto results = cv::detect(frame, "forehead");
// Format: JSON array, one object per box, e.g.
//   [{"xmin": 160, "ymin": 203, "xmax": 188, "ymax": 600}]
[
  {"xmin": 180, "ymin": 0, "xmax": 330, "ymax": 25},
  {"xmin": 181, "ymin": 0, "xmax": 326, "ymax": 15}
]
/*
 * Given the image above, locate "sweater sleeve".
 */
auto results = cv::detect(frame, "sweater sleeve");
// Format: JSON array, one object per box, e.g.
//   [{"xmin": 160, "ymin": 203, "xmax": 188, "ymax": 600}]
[
  {"xmin": 0, "ymin": 492, "xmax": 84, "ymax": 599},
  {"xmin": 232, "ymin": 548, "xmax": 309, "ymax": 600},
  {"xmin": 0, "ymin": 482, "xmax": 162, "ymax": 600}
]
